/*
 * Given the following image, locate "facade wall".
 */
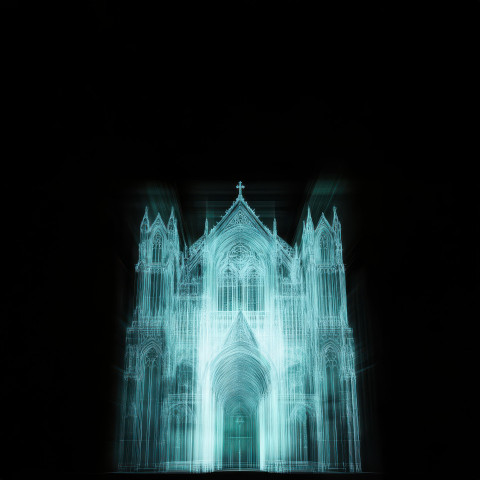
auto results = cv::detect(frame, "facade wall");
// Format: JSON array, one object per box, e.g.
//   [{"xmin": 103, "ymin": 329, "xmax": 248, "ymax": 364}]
[{"xmin": 118, "ymin": 192, "xmax": 361, "ymax": 472}]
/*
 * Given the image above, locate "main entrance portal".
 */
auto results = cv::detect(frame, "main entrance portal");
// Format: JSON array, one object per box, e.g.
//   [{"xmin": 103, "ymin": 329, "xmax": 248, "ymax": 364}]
[
  {"xmin": 222, "ymin": 407, "xmax": 258, "ymax": 469},
  {"xmin": 211, "ymin": 312, "xmax": 271, "ymax": 471}
]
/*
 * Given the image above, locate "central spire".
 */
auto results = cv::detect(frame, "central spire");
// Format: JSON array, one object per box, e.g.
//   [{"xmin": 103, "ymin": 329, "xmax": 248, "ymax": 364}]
[{"xmin": 236, "ymin": 180, "xmax": 245, "ymax": 199}]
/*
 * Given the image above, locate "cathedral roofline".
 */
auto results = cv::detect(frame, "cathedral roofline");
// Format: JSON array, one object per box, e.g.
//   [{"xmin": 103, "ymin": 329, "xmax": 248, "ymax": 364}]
[
  {"xmin": 151, "ymin": 211, "xmax": 167, "ymax": 232},
  {"xmin": 208, "ymin": 182, "xmax": 273, "ymax": 238},
  {"xmin": 315, "ymin": 211, "xmax": 334, "ymax": 233}
]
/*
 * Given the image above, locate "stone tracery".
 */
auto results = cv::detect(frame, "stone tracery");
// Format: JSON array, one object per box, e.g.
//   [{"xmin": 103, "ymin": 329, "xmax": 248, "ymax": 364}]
[{"xmin": 118, "ymin": 183, "xmax": 361, "ymax": 472}]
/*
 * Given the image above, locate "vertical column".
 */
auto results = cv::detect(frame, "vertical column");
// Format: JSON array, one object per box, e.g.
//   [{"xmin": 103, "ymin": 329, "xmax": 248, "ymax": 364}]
[
  {"xmin": 119, "ymin": 348, "xmax": 141, "ymax": 470},
  {"xmin": 350, "ymin": 375, "xmax": 361, "ymax": 471},
  {"xmin": 339, "ymin": 374, "xmax": 349, "ymax": 470}
]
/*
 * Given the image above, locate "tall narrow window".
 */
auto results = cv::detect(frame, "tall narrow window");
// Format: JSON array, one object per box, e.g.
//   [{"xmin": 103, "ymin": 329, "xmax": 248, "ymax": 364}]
[
  {"xmin": 218, "ymin": 267, "xmax": 238, "ymax": 311},
  {"xmin": 245, "ymin": 268, "xmax": 264, "ymax": 311},
  {"xmin": 325, "ymin": 349, "xmax": 341, "ymax": 468},
  {"xmin": 152, "ymin": 232, "xmax": 162, "ymax": 263},
  {"xmin": 168, "ymin": 405, "xmax": 194, "ymax": 464},
  {"xmin": 141, "ymin": 348, "xmax": 159, "ymax": 467},
  {"xmin": 291, "ymin": 407, "xmax": 308, "ymax": 463},
  {"xmin": 176, "ymin": 362, "xmax": 194, "ymax": 394},
  {"xmin": 319, "ymin": 232, "xmax": 330, "ymax": 265}
]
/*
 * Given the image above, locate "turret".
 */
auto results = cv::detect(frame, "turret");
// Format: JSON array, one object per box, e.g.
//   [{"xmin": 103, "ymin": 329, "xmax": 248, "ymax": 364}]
[
  {"xmin": 167, "ymin": 207, "xmax": 180, "ymax": 255},
  {"xmin": 317, "ymin": 212, "xmax": 329, "ymax": 229},
  {"xmin": 292, "ymin": 243, "xmax": 300, "ymax": 282},
  {"xmin": 167, "ymin": 207, "xmax": 175, "ymax": 233},
  {"xmin": 140, "ymin": 206, "xmax": 150, "ymax": 235},
  {"xmin": 306, "ymin": 206, "xmax": 314, "ymax": 232},
  {"xmin": 332, "ymin": 206, "xmax": 341, "ymax": 242},
  {"xmin": 302, "ymin": 206, "xmax": 315, "ymax": 261},
  {"xmin": 332, "ymin": 206, "xmax": 343, "ymax": 265},
  {"xmin": 139, "ymin": 206, "xmax": 150, "ymax": 261}
]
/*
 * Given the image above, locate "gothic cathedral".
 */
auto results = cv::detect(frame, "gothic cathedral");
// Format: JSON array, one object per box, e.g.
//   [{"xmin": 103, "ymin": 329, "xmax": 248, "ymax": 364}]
[{"xmin": 118, "ymin": 183, "xmax": 361, "ymax": 472}]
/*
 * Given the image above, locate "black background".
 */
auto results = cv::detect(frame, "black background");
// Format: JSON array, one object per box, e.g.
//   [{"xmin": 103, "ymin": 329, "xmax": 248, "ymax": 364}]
[{"xmin": 2, "ymin": 2, "xmax": 479, "ymax": 479}]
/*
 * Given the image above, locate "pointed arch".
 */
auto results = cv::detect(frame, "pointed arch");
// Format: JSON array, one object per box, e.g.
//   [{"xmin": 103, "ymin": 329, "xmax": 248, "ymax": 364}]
[
  {"xmin": 168, "ymin": 402, "xmax": 195, "ymax": 421},
  {"xmin": 288, "ymin": 362, "xmax": 305, "ymax": 394},
  {"xmin": 320, "ymin": 342, "xmax": 344, "ymax": 469},
  {"xmin": 289, "ymin": 403, "xmax": 318, "ymax": 464},
  {"xmin": 139, "ymin": 337, "xmax": 163, "ymax": 364},
  {"xmin": 315, "ymin": 228, "xmax": 334, "ymax": 265},
  {"xmin": 151, "ymin": 230, "xmax": 163, "ymax": 263},
  {"xmin": 138, "ymin": 341, "xmax": 162, "ymax": 468},
  {"xmin": 175, "ymin": 361, "xmax": 194, "ymax": 394},
  {"xmin": 166, "ymin": 403, "xmax": 195, "ymax": 464},
  {"xmin": 290, "ymin": 401, "xmax": 317, "ymax": 420},
  {"xmin": 210, "ymin": 313, "xmax": 271, "ymax": 415},
  {"xmin": 244, "ymin": 266, "xmax": 264, "ymax": 311},
  {"xmin": 211, "ymin": 224, "xmax": 271, "ymax": 272},
  {"xmin": 217, "ymin": 265, "xmax": 239, "ymax": 311},
  {"xmin": 320, "ymin": 341, "xmax": 340, "ymax": 365}
]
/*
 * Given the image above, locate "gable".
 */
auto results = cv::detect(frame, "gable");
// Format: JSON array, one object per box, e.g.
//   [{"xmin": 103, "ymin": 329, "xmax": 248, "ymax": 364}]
[{"xmin": 209, "ymin": 198, "xmax": 272, "ymax": 240}]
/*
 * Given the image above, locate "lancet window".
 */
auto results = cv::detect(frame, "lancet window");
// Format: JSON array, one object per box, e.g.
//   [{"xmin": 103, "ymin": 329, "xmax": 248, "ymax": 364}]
[
  {"xmin": 318, "ymin": 231, "xmax": 332, "ymax": 265},
  {"xmin": 152, "ymin": 231, "xmax": 162, "ymax": 263},
  {"xmin": 245, "ymin": 268, "xmax": 264, "ymax": 311},
  {"xmin": 140, "ymin": 347, "xmax": 160, "ymax": 467},
  {"xmin": 167, "ymin": 405, "xmax": 194, "ymax": 463},
  {"xmin": 176, "ymin": 362, "xmax": 194, "ymax": 394},
  {"xmin": 217, "ymin": 264, "xmax": 265, "ymax": 312},
  {"xmin": 324, "ymin": 348, "xmax": 342, "ymax": 466},
  {"xmin": 218, "ymin": 267, "xmax": 239, "ymax": 311}
]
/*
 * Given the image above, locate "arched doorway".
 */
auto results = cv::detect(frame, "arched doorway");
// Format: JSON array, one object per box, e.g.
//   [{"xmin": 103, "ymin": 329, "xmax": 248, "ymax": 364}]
[
  {"xmin": 222, "ymin": 403, "xmax": 258, "ymax": 469},
  {"xmin": 210, "ymin": 312, "xmax": 271, "ymax": 470}
]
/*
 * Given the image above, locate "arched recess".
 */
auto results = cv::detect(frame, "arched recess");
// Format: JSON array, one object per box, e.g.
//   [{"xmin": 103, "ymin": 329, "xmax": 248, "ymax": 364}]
[
  {"xmin": 222, "ymin": 402, "xmax": 258, "ymax": 469},
  {"xmin": 139, "ymin": 336, "xmax": 164, "ymax": 364},
  {"xmin": 288, "ymin": 362, "xmax": 305, "ymax": 394},
  {"xmin": 166, "ymin": 403, "xmax": 195, "ymax": 465},
  {"xmin": 321, "ymin": 344, "xmax": 345, "ymax": 469},
  {"xmin": 244, "ymin": 267, "xmax": 264, "ymax": 311},
  {"xmin": 175, "ymin": 361, "xmax": 194, "ymax": 394},
  {"xmin": 209, "ymin": 316, "xmax": 272, "ymax": 470},
  {"xmin": 139, "ymin": 346, "xmax": 161, "ymax": 468},
  {"xmin": 289, "ymin": 403, "xmax": 318, "ymax": 464},
  {"xmin": 151, "ymin": 230, "xmax": 163, "ymax": 264},
  {"xmin": 315, "ymin": 229, "xmax": 334, "ymax": 265},
  {"xmin": 209, "ymin": 224, "xmax": 271, "ymax": 319},
  {"xmin": 217, "ymin": 266, "xmax": 239, "ymax": 311},
  {"xmin": 215, "ymin": 248, "xmax": 267, "ymax": 314},
  {"xmin": 211, "ymin": 346, "xmax": 271, "ymax": 414},
  {"xmin": 210, "ymin": 225, "xmax": 271, "ymax": 277}
]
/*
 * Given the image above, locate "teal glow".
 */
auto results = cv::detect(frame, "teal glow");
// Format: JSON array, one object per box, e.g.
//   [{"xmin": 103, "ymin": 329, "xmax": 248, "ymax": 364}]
[{"xmin": 118, "ymin": 183, "xmax": 361, "ymax": 472}]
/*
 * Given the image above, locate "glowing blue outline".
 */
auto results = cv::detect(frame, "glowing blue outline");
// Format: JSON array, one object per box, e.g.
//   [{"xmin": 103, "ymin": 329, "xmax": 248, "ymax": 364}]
[{"xmin": 118, "ymin": 184, "xmax": 361, "ymax": 472}]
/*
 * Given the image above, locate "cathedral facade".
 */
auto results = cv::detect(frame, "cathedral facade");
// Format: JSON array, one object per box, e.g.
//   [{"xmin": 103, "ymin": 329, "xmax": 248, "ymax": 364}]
[{"xmin": 118, "ymin": 183, "xmax": 361, "ymax": 472}]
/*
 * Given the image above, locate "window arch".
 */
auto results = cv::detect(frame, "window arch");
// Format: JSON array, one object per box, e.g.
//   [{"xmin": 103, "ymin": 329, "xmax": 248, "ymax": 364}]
[
  {"xmin": 175, "ymin": 362, "xmax": 194, "ymax": 394},
  {"xmin": 228, "ymin": 243, "xmax": 251, "ymax": 269},
  {"xmin": 289, "ymin": 404, "xmax": 317, "ymax": 463},
  {"xmin": 288, "ymin": 363, "xmax": 304, "ymax": 394},
  {"xmin": 217, "ymin": 267, "xmax": 239, "ymax": 311},
  {"xmin": 144, "ymin": 347, "xmax": 159, "ymax": 367},
  {"xmin": 317, "ymin": 230, "xmax": 333, "ymax": 265},
  {"xmin": 217, "ymin": 265, "xmax": 265, "ymax": 312},
  {"xmin": 245, "ymin": 268, "xmax": 264, "ymax": 311},
  {"xmin": 140, "ymin": 346, "xmax": 160, "ymax": 467},
  {"xmin": 167, "ymin": 404, "xmax": 195, "ymax": 464},
  {"xmin": 323, "ymin": 346, "xmax": 342, "ymax": 468},
  {"xmin": 152, "ymin": 231, "xmax": 162, "ymax": 263}
]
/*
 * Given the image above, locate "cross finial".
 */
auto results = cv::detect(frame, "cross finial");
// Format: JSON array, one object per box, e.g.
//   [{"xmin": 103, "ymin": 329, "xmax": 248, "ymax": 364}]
[{"xmin": 236, "ymin": 180, "xmax": 245, "ymax": 199}]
